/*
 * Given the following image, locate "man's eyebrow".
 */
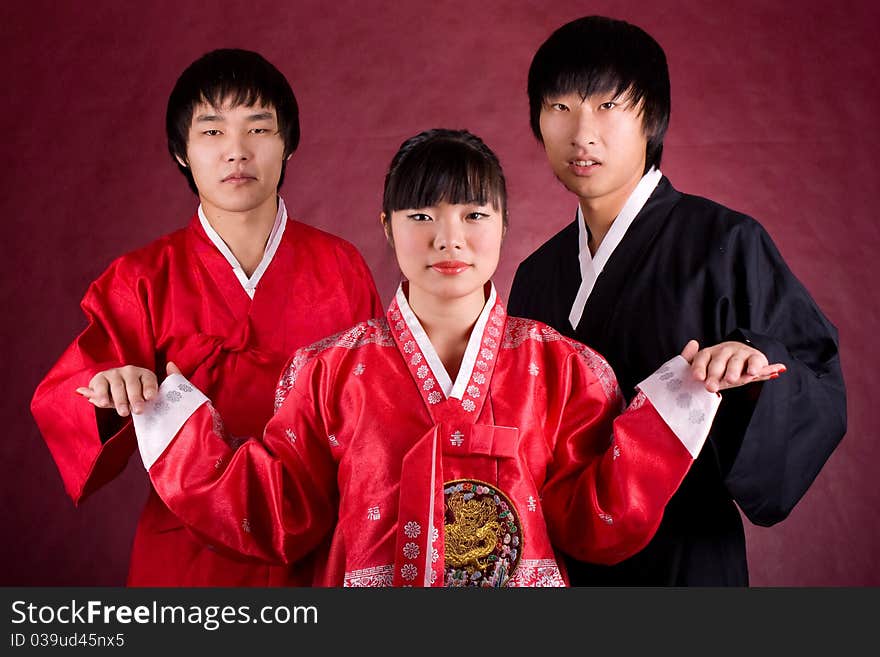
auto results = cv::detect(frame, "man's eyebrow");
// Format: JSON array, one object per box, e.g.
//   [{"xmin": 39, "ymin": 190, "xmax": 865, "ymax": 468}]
[
  {"xmin": 194, "ymin": 113, "xmax": 224, "ymax": 122},
  {"xmin": 246, "ymin": 111, "xmax": 276, "ymax": 121}
]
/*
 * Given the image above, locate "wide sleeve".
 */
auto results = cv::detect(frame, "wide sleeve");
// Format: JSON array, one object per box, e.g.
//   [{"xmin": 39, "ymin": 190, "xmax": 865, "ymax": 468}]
[
  {"xmin": 713, "ymin": 224, "xmax": 846, "ymax": 526},
  {"xmin": 30, "ymin": 263, "xmax": 156, "ymax": 504},
  {"xmin": 540, "ymin": 350, "xmax": 720, "ymax": 565},
  {"xmin": 138, "ymin": 358, "xmax": 338, "ymax": 566}
]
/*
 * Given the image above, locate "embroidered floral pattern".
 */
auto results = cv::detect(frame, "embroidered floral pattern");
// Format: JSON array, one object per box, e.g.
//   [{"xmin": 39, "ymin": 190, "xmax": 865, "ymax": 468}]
[
  {"xmin": 400, "ymin": 564, "xmax": 418, "ymax": 581},
  {"xmin": 275, "ymin": 319, "xmax": 394, "ymax": 411},
  {"xmin": 403, "ymin": 542, "xmax": 420, "ymax": 559},
  {"xmin": 404, "ymin": 521, "xmax": 421, "ymax": 538}
]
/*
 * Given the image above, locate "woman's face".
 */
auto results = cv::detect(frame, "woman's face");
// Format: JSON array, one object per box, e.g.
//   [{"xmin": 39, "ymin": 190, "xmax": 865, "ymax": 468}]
[{"xmin": 386, "ymin": 200, "xmax": 504, "ymax": 307}]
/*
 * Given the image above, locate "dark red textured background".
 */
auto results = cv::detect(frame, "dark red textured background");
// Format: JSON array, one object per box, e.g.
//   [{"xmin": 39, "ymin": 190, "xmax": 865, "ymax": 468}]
[{"xmin": 1, "ymin": 0, "xmax": 877, "ymax": 586}]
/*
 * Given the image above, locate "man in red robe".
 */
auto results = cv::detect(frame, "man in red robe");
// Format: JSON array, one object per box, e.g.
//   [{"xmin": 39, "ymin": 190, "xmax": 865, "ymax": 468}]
[{"xmin": 30, "ymin": 49, "xmax": 382, "ymax": 586}]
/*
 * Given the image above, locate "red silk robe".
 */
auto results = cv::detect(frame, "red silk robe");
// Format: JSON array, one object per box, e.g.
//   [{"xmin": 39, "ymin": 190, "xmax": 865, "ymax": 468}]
[
  {"xmin": 30, "ymin": 212, "xmax": 382, "ymax": 586},
  {"xmin": 144, "ymin": 286, "xmax": 714, "ymax": 586}
]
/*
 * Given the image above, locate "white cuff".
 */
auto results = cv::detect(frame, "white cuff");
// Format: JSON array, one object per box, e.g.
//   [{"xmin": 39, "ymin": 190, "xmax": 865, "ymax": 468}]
[
  {"xmin": 637, "ymin": 356, "xmax": 721, "ymax": 459},
  {"xmin": 132, "ymin": 374, "xmax": 208, "ymax": 470}
]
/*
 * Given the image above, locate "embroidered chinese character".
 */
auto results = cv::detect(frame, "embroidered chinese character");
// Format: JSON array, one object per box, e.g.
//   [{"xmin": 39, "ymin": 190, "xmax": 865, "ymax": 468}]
[{"xmin": 367, "ymin": 506, "xmax": 380, "ymax": 521}]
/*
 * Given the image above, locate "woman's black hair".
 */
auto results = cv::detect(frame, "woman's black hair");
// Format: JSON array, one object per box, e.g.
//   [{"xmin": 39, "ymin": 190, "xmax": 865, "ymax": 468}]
[{"xmin": 382, "ymin": 129, "xmax": 508, "ymax": 229}]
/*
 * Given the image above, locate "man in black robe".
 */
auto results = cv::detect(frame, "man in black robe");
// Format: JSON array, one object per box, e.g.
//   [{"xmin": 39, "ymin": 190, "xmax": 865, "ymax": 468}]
[{"xmin": 508, "ymin": 15, "xmax": 846, "ymax": 586}]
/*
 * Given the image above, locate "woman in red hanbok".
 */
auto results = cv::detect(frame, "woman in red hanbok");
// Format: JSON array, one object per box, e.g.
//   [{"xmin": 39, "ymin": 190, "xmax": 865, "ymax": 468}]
[{"xmin": 128, "ymin": 130, "xmax": 783, "ymax": 586}]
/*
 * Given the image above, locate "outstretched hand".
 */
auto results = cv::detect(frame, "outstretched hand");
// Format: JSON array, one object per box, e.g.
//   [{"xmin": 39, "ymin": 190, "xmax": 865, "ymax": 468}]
[
  {"xmin": 680, "ymin": 340, "xmax": 785, "ymax": 393},
  {"xmin": 75, "ymin": 362, "xmax": 184, "ymax": 416},
  {"xmin": 75, "ymin": 365, "xmax": 158, "ymax": 416}
]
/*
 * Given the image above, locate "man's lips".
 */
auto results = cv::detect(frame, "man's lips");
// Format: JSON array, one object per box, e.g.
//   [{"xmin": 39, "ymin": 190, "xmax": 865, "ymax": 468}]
[
  {"xmin": 430, "ymin": 261, "xmax": 470, "ymax": 275},
  {"xmin": 568, "ymin": 157, "xmax": 602, "ymax": 176},
  {"xmin": 222, "ymin": 173, "xmax": 257, "ymax": 183}
]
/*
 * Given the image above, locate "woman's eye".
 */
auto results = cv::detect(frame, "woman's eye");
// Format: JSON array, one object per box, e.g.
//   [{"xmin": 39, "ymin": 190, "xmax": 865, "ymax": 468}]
[
  {"xmin": 466, "ymin": 212, "xmax": 489, "ymax": 220},
  {"xmin": 407, "ymin": 213, "xmax": 432, "ymax": 222},
  {"xmin": 599, "ymin": 101, "xmax": 617, "ymax": 110}
]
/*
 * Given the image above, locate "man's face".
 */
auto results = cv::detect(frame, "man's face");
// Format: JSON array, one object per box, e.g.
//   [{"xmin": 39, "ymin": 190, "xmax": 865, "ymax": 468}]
[
  {"xmin": 539, "ymin": 90, "xmax": 648, "ymax": 213},
  {"xmin": 181, "ymin": 100, "xmax": 286, "ymax": 217}
]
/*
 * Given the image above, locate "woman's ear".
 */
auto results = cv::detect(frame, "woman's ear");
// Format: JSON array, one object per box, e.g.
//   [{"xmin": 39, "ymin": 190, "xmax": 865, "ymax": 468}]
[
  {"xmin": 175, "ymin": 154, "xmax": 188, "ymax": 168},
  {"xmin": 381, "ymin": 212, "xmax": 394, "ymax": 246}
]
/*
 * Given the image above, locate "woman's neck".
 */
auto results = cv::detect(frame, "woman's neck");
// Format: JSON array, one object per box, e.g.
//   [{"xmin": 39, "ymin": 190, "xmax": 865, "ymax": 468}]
[{"xmin": 407, "ymin": 285, "xmax": 487, "ymax": 380}]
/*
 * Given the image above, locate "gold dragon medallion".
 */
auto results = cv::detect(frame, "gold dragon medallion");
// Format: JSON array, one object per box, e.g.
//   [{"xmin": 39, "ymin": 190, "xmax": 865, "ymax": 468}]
[{"xmin": 443, "ymin": 479, "xmax": 522, "ymax": 586}]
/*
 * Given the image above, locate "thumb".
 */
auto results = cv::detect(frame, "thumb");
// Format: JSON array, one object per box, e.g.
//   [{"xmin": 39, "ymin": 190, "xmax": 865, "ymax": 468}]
[
  {"xmin": 680, "ymin": 339, "xmax": 700, "ymax": 363},
  {"xmin": 166, "ymin": 361, "xmax": 182, "ymax": 376}
]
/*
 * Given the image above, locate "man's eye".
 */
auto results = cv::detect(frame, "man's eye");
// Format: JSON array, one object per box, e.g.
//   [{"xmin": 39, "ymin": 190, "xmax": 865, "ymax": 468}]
[
  {"xmin": 203, "ymin": 129, "xmax": 222, "ymax": 136},
  {"xmin": 599, "ymin": 101, "xmax": 617, "ymax": 110},
  {"xmin": 550, "ymin": 102, "xmax": 569, "ymax": 111},
  {"xmin": 251, "ymin": 128, "xmax": 270, "ymax": 134}
]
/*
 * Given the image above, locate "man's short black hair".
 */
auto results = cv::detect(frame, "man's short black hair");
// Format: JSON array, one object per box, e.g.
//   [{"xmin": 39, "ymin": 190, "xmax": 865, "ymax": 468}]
[
  {"xmin": 527, "ymin": 16, "xmax": 670, "ymax": 172},
  {"xmin": 166, "ymin": 49, "xmax": 300, "ymax": 195},
  {"xmin": 382, "ymin": 129, "xmax": 508, "ymax": 231}
]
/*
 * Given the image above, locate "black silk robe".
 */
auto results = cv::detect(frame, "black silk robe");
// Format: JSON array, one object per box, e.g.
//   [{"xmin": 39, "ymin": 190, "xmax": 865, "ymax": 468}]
[{"xmin": 508, "ymin": 177, "xmax": 847, "ymax": 586}]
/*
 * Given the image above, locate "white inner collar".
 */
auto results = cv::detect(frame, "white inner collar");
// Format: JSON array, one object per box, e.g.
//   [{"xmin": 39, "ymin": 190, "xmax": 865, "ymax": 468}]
[
  {"xmin": 395, "ymin": 283, "xmax": 497, "ymax": 399},
  {"xmin": 198, "ymin": 197, "xmax": 288, "ymax": 299},
  {"xmin": 569, "ymin": 167, "xmax": 662, "ymax": 329}
]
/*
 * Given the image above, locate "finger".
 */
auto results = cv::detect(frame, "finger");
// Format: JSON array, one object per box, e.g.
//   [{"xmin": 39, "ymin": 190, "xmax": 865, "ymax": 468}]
[
  {"xmin": 105, "ymin": 372, "xmax": 130, "ymax": 417},
  {"xmin": 745, "ymin": 351, "xmax": 770, "ymax": 376},
  {"xmin": 680, "ymin": 340, "xmax": 700, "ymax": 363},
  {"xmin": 76, "ymin": 386, "xmax": 111, "ymax": 407},
  {"xmin": 141, "ymin": 371, "xmax": 159, "ymax": 402},
  {"xmin": 75, "ymin": 386, "xmax": 95, "ymax": 399},
  {"xmin": 690, "ymin": 348, "xmax": 712, "ymax": 382},
  {"xmin": 122, "ymin": 369, "xmax": 147, "ymax": 414},
  {"xmin": 166, "ymin": 361, "xmax": 182, "ymax": 376},
  {"xmin": 753, "ymin": 363, "xmax": 786, "ymax": 378},
  {"xmin": 723, "ymin": 352, "xmax": 749, "ymax": 386},
  {"xmin": 705, "ymin": 349, "xmax": 734, "ymax": 392},
  {"xmin": 86, "ymin": 375, "xmax": 113, "ymax": 408}
]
